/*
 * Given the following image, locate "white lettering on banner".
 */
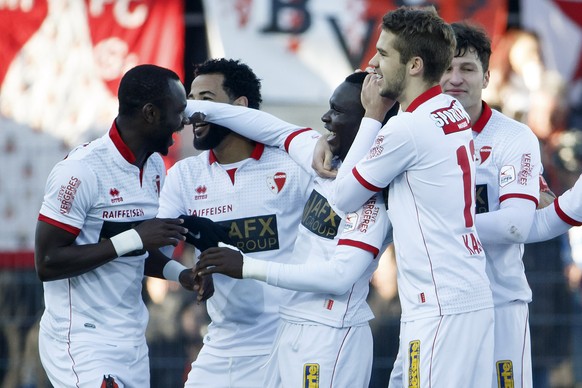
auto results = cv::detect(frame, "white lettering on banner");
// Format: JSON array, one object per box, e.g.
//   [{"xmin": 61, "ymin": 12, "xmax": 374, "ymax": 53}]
[
  {"xmin": 0, "ymin": 0, "xmax": 34, "ymax": 12},
  {"xmin": 93, "ymin": 37, "xmax": 139, "ymax": 81},
  {"xmin": 89, "ymin": 0, "xmax": 148, "ymax": 29}
]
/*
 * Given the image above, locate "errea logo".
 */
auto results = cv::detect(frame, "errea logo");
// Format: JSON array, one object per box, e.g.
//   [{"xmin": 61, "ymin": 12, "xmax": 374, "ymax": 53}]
[
  {"xmin": 109, "ymin": 188, "xmax": 123, "ymax": 203},
  {"xmin": 195, "ymin": 185, "xmax": 207, "ymax": 200}
]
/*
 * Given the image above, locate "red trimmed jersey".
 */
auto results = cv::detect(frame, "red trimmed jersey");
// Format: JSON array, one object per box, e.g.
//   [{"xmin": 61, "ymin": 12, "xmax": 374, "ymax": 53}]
[
  {"xmin": 556, "ymin": 174, "xmax": 582, "ymax": 226},
  {"xmin": 37, "ymin": 123, "xmax": 165, "ymax": 345},
  {"xmin": 158, "ymin": 143, "xmax": 312, "ymax": 357},
  {"xmin": 333, "ymin": 87, "xmax": 494, "ymax": 322},
  {"xmin": 472, "ymin": 102, "xmax": 542, "ymax": 305}
]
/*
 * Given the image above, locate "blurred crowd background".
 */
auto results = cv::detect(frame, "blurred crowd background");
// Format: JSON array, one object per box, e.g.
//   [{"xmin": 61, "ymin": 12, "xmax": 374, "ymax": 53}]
[{"xmin": 1, "ymin": 1, "xmax": 582, "ymax": 387}]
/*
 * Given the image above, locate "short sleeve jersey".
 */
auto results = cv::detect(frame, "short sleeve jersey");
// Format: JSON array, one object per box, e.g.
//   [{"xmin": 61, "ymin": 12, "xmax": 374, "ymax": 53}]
[
  {"xmin": 335, "ymin": 86, "xmax": 493, "ymax": 322},
  {"xmin": 158, "ymin": 143, "xmax": 311, "ymax": 357},
  {"xmin": 277, "ymin": 131, "xmax": 392, "ymax": 327},
  {"xmin": 38, "ymin": 123, "xmax": 165, "ymax": 345},
  {"xmin": 556, "ymin": 174, "xmax": 582, "ymax": 226},
  {"xmin": 473, "ymin": 102, "xmax": 542, "ymax": 305}
]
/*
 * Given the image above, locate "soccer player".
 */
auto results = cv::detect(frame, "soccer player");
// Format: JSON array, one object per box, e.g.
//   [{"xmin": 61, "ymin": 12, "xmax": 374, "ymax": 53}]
[
  {"xmin": 330, "ymin": 7, "xmax": 495, "ymax": 386},
  {"xmin": 35, "ymin": 64, "xmax": 199, "ymax": 388},
  {"xmin": 157, "ymin": 58, "xmax": 312, "ymax": 387},
  {"xmin": 189, "ymin": 71, "xmax": 397, "ymax": 387},
  {"xmin": 388, "ymin": 22, "xmax": 543, "ymax": 388},
  {"xmin": 441, "ymin": 22, "xmax": 543, "ymax": 387}
]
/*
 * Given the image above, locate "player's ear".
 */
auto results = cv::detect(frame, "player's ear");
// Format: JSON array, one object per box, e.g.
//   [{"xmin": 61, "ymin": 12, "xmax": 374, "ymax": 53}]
[
  {"xmin": 233, "ymin": 96, "xmax": 249, "ymax": 108},
  {"xmin": 142, "ymin": 102, "xmax": 158, "ymax": 123}
]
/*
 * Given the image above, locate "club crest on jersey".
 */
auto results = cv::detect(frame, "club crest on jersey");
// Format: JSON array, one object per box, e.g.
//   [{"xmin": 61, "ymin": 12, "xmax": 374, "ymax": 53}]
[
  {"xmin": 303, "ymin": 363, "xmax": 319, "ymax": 388},
  {"xmin": 475, "ymin": 146, "xmax": 492, "ymax": 165},
  {"xmin": 496, "ymin": 360, "xmax": 514, "ymax": 388},
  {"xmin": 267, "ymin": 172, "xmax": 287, "ymax": 194},
  {"xmin": 499, "ymin": 165, "xmax": 516, "ymax": 187},
  {"xmin": 408, "ymin": 340, "xmax": 420, "ymax": 388}
]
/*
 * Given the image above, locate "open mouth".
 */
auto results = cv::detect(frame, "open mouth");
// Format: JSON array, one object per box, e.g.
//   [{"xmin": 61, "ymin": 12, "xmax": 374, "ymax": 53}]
[{"xmin": 194, "ymin": 122, "xmax": 209, "ymax": 138}]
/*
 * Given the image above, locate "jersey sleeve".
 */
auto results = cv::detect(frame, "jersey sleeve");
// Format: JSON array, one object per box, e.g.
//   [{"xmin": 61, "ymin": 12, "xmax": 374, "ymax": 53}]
[
  {"xmin": 158, "ymin": 164, "xmax": 188, "ymax": 218},
  {"xmin": 38, "ymin": 159, "xmax": 97, "ymax": 235},
  {"xmin": 336, "ymin": 117, "xmax": 383, "ymax": 179},
  {"xmin": 251, "ymin": 193, "xmax": 391, "ymax": 294},
  {"xmin": 497, "ymin": 129, "xmax": 541, "ymax": 206},
  {"xmin": 556, "ymin": 174, "xmax": 582, "ymax": 226},
  {"xmin": 333, "ymin": 114, "xmax": 416, "ymax": 212}
]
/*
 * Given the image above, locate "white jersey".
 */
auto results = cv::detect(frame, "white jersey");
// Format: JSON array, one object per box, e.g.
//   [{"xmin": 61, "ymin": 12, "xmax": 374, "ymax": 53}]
[
  {"xmin": 158, "ymin": 143, "xmax": 311, "ymax": 357},
  {"xmin": 184, "ymin": 100, "xmax": 392, "ymax": 328},
  {"xmin": 333, "ymin": 86, "xmax": 493, "ymax": 322},
  {"xmin": 279, "ymin": 132, "xmax": 392, "ymax": 327},
  {"xmin": 556, "ymin": 173, "xmax": 582, "ymax": 225},
  {"xmin": 38, "ymin": 123, "xmax": 165, "ymax": 345},
  {"xmin": 472, "ymin": 102, "xmax": 541, "ymax": 305}
]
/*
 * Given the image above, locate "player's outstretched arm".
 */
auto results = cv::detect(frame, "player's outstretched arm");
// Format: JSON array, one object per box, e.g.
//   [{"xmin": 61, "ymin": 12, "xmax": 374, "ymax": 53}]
[
  {"xmin": 196, "ymin": 243, "xmax": 376, "ymax": 295},
  {"xmin": 35, "ymin": 218, "xmax": 186, "ymax": 282}
]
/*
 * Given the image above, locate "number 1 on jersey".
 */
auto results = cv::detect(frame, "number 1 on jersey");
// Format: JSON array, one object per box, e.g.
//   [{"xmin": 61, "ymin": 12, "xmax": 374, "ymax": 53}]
[{"xmin": 456, "ymin": 143, "xmax": 474, "ymax": 228}]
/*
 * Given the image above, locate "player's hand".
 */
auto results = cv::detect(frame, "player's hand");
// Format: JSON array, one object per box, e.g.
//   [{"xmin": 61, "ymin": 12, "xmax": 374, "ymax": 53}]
[
  {"xmin": 312, "ymin": 135, "xmax": 337, "ymax": 178},
  {"xmin": 188, "ymin": 111, "xmax": 207, "ymax": 126},
  {"xmin": 134, "ymin": 218, "xmax": 186, "ymax": 250},
  {"xmin": 179, "ymin": 215, "xmax": 232, "ymax": 252},
  {"xmin": 196, "ymin": 246, "xmax": 244, "ymax": 279},
  {"xmin": 538, "ymin": 175, "xmax": 556, "ymax": 209},
  {"xmin": 178, "ymin": 268, "xmax": 214, "ymax": 302},
  {"xmin": 362, "ymin": 73, "xmax": 396, "ymax": 122}
]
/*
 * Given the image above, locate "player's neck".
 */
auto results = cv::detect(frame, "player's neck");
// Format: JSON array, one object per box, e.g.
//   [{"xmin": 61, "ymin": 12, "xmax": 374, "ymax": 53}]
[{"xmin": 212, "ymin": 133, "xmax": 256, "ymax": 164}]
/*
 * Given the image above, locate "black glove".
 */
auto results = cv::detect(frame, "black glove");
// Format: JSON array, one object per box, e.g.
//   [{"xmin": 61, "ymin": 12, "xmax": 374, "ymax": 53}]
[{"xmin": 179, "ymin": 215, "xmax": 233, "ymax": 252}]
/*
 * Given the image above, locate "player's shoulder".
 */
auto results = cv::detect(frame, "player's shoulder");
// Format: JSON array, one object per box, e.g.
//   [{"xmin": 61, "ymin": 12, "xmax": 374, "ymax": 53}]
[
  {"xmin": 488, "ymin": 109, "xmax": 536, "ymax": 138},
  {"xmin": 169, "ymin": 151, "xmax": 211, "ymax": 173}
]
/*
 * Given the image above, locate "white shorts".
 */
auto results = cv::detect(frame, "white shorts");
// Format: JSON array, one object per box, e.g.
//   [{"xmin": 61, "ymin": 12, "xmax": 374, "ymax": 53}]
[
  {"xmin": 38, "ymin": 329, "xmax": 149, "ymax": 388},
  {"xmin": 388, "ymin": 308, "xmax": 494, "ymax": 388},
  {"xmin": 492, "ymin": 301, "xmax": 532, "ymax": 388},
  {"xmin": 184, "ymin": 346, "xmax": 269, "ymax": 388},
  {"xmin": 263, "ymin": 321, "xmax": 373, "ymax": 388}
]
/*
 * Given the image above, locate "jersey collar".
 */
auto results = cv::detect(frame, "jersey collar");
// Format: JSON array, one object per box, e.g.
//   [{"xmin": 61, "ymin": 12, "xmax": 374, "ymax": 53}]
[
  {"xmin": 471, "ymin": 101, "xmax": 492, "ymax": 134},
  {"xmin": 405, "ymin": 85, "xmax": 442, "ymax": 113},
  {"xmin": 208, "ymin": 142, "xmax": 265, "ymax": 165},
  {"xmin": 109, "ymin": 121, "xmax": 137, "ymax": 164}
]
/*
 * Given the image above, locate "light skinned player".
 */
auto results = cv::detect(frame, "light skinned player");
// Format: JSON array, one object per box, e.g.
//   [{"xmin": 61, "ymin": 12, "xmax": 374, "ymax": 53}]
[
  {"xmin": 330, "ymin": 7, "xmax": 495, "ymax": 387},
  {"xmin": 388, "ymin": 22, "xmax": 543, "ymax": 388},
  {"xmin": 190, "ymin": 71, "xmax": 397, "ymax": 387},
  {"xmin": 35, "ymin": 65, "xmax": 201, "ymax": 388},
  {"xmin": 157, "ymin": 58, "xmax": 312, "ymax": 387}
]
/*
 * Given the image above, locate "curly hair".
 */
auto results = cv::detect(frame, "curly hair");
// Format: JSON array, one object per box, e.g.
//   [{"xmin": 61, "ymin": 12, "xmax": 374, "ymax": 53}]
[{"xmin": 193, "ymin": 58, "xmax": 262, "ymax": 109}]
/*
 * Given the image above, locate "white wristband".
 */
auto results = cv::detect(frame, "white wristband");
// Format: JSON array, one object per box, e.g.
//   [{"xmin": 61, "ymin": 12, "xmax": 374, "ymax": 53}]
[
  {"xmin": 241, "ymin": 257, "xmax": 269, "ymax": 282},
  {"xmin": 217, "ymin": 242, "xmax": 268, "ymax": 281},
  {"xmin": 110, "ymin": 229, "xmax": 143, "ymax": 257},
  {"xmin": 163, "ymin": 259, "xmax": 188, "ymax": 282}
]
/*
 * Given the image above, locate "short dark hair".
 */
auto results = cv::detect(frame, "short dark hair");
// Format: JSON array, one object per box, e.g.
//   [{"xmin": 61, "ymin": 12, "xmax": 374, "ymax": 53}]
[
  {"xmin": 451, "ymin": 22, "xmax": 492, "ymax": 73},
  {"xmin": 118, "ymin": 64, "xmax": 181, "ymax": 115},
  {"xmin": 194, "ymin": 58, "xmax": 262, "ymax": 109},
  {"xmin": 382, "ymin": 6, "xmax": 455, "ymax": 84}
]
